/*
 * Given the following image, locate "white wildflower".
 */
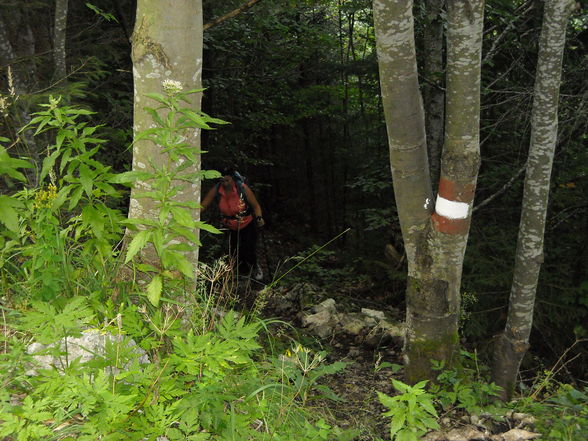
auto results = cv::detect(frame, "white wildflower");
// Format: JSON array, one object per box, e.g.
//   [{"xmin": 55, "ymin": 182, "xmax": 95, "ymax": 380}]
[
  {"xmin": 0, "ymin": 96, "xmax": 7, "ymax": 116},
  {"xmin": 162, "ymin": 79, "xmax": 183, "ymax": 94}
]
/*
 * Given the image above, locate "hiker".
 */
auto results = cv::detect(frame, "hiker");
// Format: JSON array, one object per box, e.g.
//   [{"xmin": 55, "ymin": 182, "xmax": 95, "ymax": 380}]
[{"xmin": 201, "ymin": 167, "xmax": 265, "ymax": 280}]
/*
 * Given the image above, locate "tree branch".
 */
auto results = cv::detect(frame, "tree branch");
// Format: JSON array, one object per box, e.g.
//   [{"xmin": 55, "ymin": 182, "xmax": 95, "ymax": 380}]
[
  {"xmin": 204, "ymin": 0, "xmax": 263, "ymax": 31},
  {"xmin": 473, "ymin": 162, "xmax": 526, "ymax": 213}
]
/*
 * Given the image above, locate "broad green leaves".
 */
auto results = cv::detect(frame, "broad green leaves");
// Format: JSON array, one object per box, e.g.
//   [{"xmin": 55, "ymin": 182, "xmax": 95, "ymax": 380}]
[
  {"xmin": 124, "ymin": 87, "xmax": 225, "ymax": 306},
  {"xmin": 0, "ymin": 196, "xmax": 23, "ymax": 233},
  {"xmin": 0, "ymin": 144, "xmax": 32, "ymax": 182},
  {"xmin": 125, "ymin": 230, "xmax": 152, "ymax": 264},
  {"xmin": 0, "ymin": 145, "xmax": 31, "ymax": 233},
  {"xmin": 377, "ymin": 379, "xmax": 439, "ymax": 441}
]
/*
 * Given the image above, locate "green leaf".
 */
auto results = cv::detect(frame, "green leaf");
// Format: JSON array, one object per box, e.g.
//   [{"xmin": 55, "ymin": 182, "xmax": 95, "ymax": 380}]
[
  {"xmin": 146, "ymin": 275, "xmax": 162, "ymax": 306},
  {"xmin": 125, "ymin": 230, "xmax": 152, "ymax": 263},
  {"xmin": 51, "ymin": 185, "xmax": 73, "ymax": 210},
  {"xmin": 109, "ymin": 170, "xmax": 152, "ymax": 184},
  {"xmin": 389, "ymin": 412, "xmax": 406, "ymax": 438},
  {"xmin": 414, "ymin": 380, "xmax": 429, "ymax": 390},
  {"xmin": 377, "ymin": 391, "xmax": 398, "ymax": 409},
  {"xmin": 194, "ymin": 221, "xmax": 221, "ymax": 234},
  {"xmin": 144, "ymin": 107, "xmax": 166, "ymax": 127},
  {"xmin": 135, "ymin": 263, "xmax": 159, "ymax": 273},
  {"xmin": 161, "ymin": 250, "xmax": 194, "ymax": 278},
  {"xmin": 202, "ymin": 169, "xmax": 221, "ymax": 180},
  {"xmin": 40, "ymin": 150, "xmax": 60, "ymax": 182},
  {"xmin": 66, "ymin": 108, "xmax": 94, "ymax": 116},
  {"xmin": 85, "ymin": 2, "xmax": 119, "ymax": 22},
  {"xmin": 170, "ymin": 225, "xmax": 199, "ymax": 243},
  {"xmin": 392, "ymin": 379, "xmax": 410, "ymax": 394},
  {"xmin": 170, "ymin": 207, "xmax": 195, "ymax": 228},
  {"xmin": 79, "ymin": 163, "xmax": 94, "ymax": 196},
  {"xmin": 421, "ymin": 399, "xmax": 438, "ymax": 417},
  {"xmin": 0, "ymin": 147, "xmax": 33, "ymax": 181},
  {"xmin": 0, "ymin": 196, "xmax": 22, "ymax": 232},
  {"xmin": 144, "ymin": 92, "xmax": 170, "ymax": 106},
  {"xmin": 68, "ymin": 185, "xmax": 84, "ymax": 210},
  {"xmin": 180, "ymin": 109, "xmax": 212, "ymax": 129},
  {"xmin": 121, "ymin": 218, "xmax": 159, "ymax": 228}
]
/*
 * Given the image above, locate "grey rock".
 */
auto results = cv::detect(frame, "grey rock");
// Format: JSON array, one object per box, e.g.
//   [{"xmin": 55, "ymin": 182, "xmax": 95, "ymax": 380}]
[
  {"xmin": 301, "ymin": 309, "xmax": 338, "ymax": 338},
  {"xmin": 27, "ymin": 329, "xmax": 149, "ymax": 375},
  {"xmin": 312, "ymin": 298, "xmax": 337, "ymax": 314},
  {"xmin": 511, "ymin": 413, "xmax": 536, "ymax": 428},
  {"xmin": 361, "ymin": 308, "xmax": 386, "ymax": 321},
  {"xmin": 341, "ymin": 313, "xmax": 368, "ymax": 335},
  {"xmin": 446, "ymin": 428, "xmax": 469, "ymax": 441},
  {"xmin": 500, "ymin": 429, "xmax": 542, "ymax": 441},
  {"xmin": 423, "ymin": 432, "xmax": 447, "ymax": 441}
]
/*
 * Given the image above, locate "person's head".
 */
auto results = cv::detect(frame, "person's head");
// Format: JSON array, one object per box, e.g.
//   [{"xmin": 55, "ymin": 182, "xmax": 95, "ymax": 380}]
[{"xmin": 219, "ymin": 165, "xmax": 236, "ymax": 189}]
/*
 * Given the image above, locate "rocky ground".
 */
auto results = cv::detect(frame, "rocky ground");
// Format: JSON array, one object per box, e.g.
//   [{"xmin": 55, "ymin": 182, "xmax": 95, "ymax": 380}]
[{"xmin": 261, "ymin": 282, "xmax": 543, "ymax": 441}]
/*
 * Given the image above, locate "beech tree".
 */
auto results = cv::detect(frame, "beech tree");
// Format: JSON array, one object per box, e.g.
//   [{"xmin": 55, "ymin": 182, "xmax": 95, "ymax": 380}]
[
  {"xmin": 373, "ymin": 0, "xmax": 484, "ymax": 382},
  {"xmin": 492, "ymin": 0, "xmax": 575, "ymax": 401},
  {"xmin": 128, "ymin": 0, "xmax": 205, "ymax": 269},
  {"xmin": 422, "ymin": 0, "xmax": 445, "ymax": 189},
  {"xmin": 53, "ymin": 0, "xmax": 68, "ymax": 80}
]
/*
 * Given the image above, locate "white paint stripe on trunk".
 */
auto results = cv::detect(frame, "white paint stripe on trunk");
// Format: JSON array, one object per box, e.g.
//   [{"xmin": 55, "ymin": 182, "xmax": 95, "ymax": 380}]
[{"xmin": 435, "ymin": 195, "xmax": 469, "ymax": 219}]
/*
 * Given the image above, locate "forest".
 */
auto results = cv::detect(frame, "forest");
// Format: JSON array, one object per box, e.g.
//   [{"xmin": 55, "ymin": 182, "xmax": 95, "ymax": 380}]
[{"xmin": 0, "ymin": 0, "xmax": 587, "ymax": 440}]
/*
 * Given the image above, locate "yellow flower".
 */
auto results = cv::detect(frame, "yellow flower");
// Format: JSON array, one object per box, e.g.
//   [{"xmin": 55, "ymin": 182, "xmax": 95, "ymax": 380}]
[{"xmin": 34, "ymin": 184, "xmax": 58, "ymax": 209}]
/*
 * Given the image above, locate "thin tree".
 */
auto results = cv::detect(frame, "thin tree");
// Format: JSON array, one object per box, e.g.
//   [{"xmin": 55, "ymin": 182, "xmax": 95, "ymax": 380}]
[
  {"xmin": 422, "ymin": 0, "xmax": 445, "ymax": 190},
  {"xmin": 53, "ymin": 0, "xmax": 68, "ymax": 81},
  {"xmin": 492, "ymin": 0, "xmax": 575, "ymax": 401},
  {"xmin": 373, "ymin": 0, "xmax": 484, "ymax": 382}
]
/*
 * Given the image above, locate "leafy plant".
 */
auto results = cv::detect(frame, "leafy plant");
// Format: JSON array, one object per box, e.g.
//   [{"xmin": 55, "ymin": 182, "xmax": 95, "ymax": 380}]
[
  {"xmin": 377, "ymin": 379, "xmax": 439, "ymax": 441},
  {"xmin": 277, "ymin": 344, "xmax": 347, "ymax": 405},
  {"xmin": 1, "ymin": 97, "xmax": 127, "ymax": 301},
  {"xmin": 115, "ymin": 82, "xmax": 227, "ymax": 306},
  {"xmin": 0, "ymin": 85, "xmax": 353, "ymax": 441},
  {"xmin": 516, "ymin": 384, "xmax": 588, "ymax": 441},
  {"xmin": 430, "ymin": 351, "xmax": 504, "ymax": 417},
  {"xmin": 0, "ymin": 298, "xmax": 352, "ymax": 441}
]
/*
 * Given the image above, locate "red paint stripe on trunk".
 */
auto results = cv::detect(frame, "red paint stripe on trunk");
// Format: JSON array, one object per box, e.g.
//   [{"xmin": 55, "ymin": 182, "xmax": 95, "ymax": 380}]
[
  {"xmin": 438, "ymin": 178, "xmax": 475, "ymax": 203},
  {"xmin": 432, "ymin": 212, "xmax": 470, "ymax": 235}
]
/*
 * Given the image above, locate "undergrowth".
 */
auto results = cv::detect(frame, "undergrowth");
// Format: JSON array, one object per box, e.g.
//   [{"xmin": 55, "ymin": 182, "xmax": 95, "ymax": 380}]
[
  {"xmin": 0, "ymin": 88, "xmax": 355, "ymax": 440},
  {"xmin": 1, "ymin": 86, "xmax": 587, "ymax": 441}
]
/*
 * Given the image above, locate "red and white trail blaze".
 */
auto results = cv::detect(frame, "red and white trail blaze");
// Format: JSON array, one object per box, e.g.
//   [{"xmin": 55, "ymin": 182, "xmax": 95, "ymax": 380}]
[{"xmin": 431, "ymin": 178, "xmax": 475, "ymax": 234}]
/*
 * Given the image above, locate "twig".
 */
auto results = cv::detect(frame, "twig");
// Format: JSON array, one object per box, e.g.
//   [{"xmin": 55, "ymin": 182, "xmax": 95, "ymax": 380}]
[
  {"xmin": 473, "ymin": 162, "xmax": 527, "ymax": 213},
  {"xmin": 204, "ymin": 0, "xmax": 263, "ymax": 31},
  {"xmin": 530, "ymin": 338, "xmax": 587, "ymax": 400},
  {"xmin": 483, "ymin": 1, "xmax": 535, "ymax": 65}
]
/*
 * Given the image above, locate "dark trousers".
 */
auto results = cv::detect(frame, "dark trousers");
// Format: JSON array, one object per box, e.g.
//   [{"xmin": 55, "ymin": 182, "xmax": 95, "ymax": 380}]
[{"xmin": 229, "ymin": 221, "xmax": 257, "ymax": 275}]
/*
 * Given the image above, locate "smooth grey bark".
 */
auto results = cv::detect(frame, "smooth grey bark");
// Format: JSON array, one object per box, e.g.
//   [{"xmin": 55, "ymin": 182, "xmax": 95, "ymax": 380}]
[
  {"xmin": 53, "ymin": 0, "xmax": 68, "ymax": 80},
  {"xmin": 423, "ymin": 0, "xmax": 445, "ymax": 190},
  {"xmin": 374, "ymin": 0, "xmax": 483, "ymax": 383},
  {"xmin": 373, "ymin": 0, "xmax": 432, "ymax": 264},
  {"xmin": 130, "ymin": 0, "xmax": 204, "ymax": 269},
  {"xmin": 492, "ymin": 0, "xmax": 575, "ymax": 401}
]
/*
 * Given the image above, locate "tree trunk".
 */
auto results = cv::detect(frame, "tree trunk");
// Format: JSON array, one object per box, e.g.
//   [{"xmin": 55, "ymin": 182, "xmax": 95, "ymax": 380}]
[
  {"xmin": 0, "ymin": 15, "xmax": 40, "ymax": 186},
  {"xmin": 374, "ymin": 0, "xmax": 483, "ymax": 383},
  {"xmin": 53, "ymin": 0, "xmax": 68, "ymax": 81},
  {"xmin": 492, "ymin": 0, "xmax": 574, "ymax": 401},
  {"xmin": 373, "ymin": 0, "xmax": 433, "ymax": 380},
  {"xmin": 423, "ymin": 0, "xmax": 445, "ymax": 191},
  {"xmin": 129, "ymin": 0, "xmax": 204, "ymax": 268}
]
